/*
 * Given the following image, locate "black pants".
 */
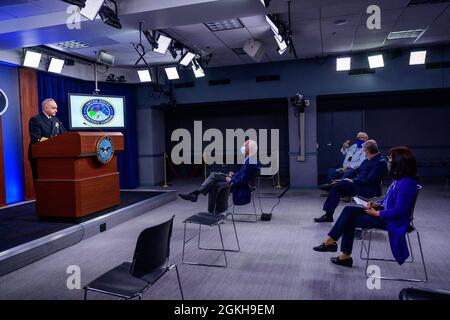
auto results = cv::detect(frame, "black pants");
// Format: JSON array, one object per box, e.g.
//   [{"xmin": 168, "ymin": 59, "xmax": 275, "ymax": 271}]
[
  {"xmin": 197, "ymin": 172, "xmax": 229, "ymax": 195},
  {"xmin": 328, "ymin": 206, "xmax": 387, "ymax": 255},
  {"xmin": 323, "ymin": 180, "xmax": 359, "ymax": 217}
]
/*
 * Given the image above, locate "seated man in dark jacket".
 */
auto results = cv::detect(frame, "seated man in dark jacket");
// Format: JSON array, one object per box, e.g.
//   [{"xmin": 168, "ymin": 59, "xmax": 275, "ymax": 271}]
[
  {"xmin": 179, "ymin": 140, "xmax": 260, "ymax": 204},
  {"xmin": 314, "ymin": 140, "xmax": 387, "ymax": 223}
]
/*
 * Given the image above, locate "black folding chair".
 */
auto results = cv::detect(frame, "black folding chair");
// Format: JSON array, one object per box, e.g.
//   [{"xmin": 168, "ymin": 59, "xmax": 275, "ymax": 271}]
[
  {"xmin": 360, "ymin": 185, "xmax": 428, "ymax": 282},
  {"xmin": 229, "ymin": 175, "xmax": 260, "ymax": 223},
  {"xmin": 182, "ymin": 184, "xmax": 240, "ymax": 268},
  {"xmin": 84, "ymin": 216, "xmax": 184, "ymax": 300},
  {"xmin": 399, "ymin": 287, "xmax": 450, "ymax": 300}
]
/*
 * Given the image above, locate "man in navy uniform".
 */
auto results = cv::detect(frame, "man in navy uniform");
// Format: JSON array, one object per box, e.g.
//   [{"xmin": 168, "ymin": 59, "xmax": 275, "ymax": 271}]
[
  {"xmin": 179, "ymin": 140, "xmax": 260, "ymax": 205},
  {"xmin": 28, "ymin": 98, "xmax": 66, "ymax": 179}
]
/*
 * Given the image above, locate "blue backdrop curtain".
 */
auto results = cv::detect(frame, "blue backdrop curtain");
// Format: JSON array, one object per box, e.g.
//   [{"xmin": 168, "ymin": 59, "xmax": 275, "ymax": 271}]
[{"xmin": 37, "ymin": 71, "xmax": 139, "ymax": 189}]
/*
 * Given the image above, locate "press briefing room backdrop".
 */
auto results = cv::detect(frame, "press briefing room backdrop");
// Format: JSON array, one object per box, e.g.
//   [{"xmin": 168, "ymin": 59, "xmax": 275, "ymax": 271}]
[{"xmin": 0, "ymin": 0, "xmax": 449, "ymax": 310}]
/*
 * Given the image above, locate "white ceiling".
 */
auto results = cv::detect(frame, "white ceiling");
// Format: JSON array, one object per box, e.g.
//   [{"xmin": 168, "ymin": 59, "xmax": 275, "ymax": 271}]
[{"xmin": 0, "ymin": 0, "xmax": 449, "ymax": 68}]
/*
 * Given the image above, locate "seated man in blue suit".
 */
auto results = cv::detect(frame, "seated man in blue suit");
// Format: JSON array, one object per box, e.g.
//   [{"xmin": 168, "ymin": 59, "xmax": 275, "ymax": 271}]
[
  {"xmin": 314, "ymin": 139, "xmax": 387, "ymax": 223},
  {"xmin": 179, "ymin": 140, "xmax": 260, "ymax": 204}
]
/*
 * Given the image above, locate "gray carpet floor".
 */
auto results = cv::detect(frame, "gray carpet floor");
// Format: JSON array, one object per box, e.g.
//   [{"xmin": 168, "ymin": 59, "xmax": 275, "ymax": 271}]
[{"xmin": 0, "ymin": 179, "xmax": 449, "ymax": 300}]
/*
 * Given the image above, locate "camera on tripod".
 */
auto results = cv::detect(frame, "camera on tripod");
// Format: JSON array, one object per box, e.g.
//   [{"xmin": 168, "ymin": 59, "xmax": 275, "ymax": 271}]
[{"xmin": 289, "ymin": 93, "xmax": 307, "ymax": 114}]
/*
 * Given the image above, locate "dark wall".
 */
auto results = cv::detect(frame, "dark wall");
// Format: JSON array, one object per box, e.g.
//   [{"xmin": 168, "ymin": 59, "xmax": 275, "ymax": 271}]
[
  {"xmin": 317, "ymin": 88, "xmax": 450, "ymax": 181},
  {"xmin": 163, "ymin": 99, "xmax": 289, "ymax": 181}
]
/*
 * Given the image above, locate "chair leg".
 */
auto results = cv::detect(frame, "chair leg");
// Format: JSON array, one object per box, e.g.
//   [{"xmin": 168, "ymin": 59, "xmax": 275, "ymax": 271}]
[
  {"xmin": 84, "ymin": 288, "xmax": 88, "ymax": 300},
  {"xmin": 407, "ymin": 233, "xmax": 415, "ymax": 263},
  {"xmin": 231, "ymin": 213, "xmax": 241, "ymax": 252},
  {"xmin": 174, "ymin": 264, "xmax": 184, "ymax": 300},
  {"xmin": 416, "ymin": 231, "xmax": 429, "ymax": 282},
  {"xmin": 197, "ymin": 224, "xmax": 202, "ymax": 249},
  {"xmin": 364, "ymin": 229, "xmax": 373, "ymax": 278},
  {"xmin": 217, "ymin": 224, "xmax": 228, "ymax": 268},
  {"xmin": 182, "ymin": 222, "xmax": 187, "ymax": 264}
]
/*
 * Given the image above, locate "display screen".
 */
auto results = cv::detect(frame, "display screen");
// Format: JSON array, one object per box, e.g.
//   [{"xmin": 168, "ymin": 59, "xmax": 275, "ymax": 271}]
[{"xmin": 68, "ymin": 93, "xmax": 126, "ymax": 130}]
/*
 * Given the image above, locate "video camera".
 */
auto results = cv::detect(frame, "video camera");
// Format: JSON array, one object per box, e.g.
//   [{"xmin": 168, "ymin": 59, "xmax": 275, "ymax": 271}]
[{"xmin": 289, "ymin": 93, "xmax": 307, "ymax": 114}]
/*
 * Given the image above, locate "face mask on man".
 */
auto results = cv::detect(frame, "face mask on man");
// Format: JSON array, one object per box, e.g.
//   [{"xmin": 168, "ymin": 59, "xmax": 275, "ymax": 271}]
[
  {"xmin": 356, "ymin": 139, "xmax": 365, "ymax": 148},
  {"xmin": 240, "ymin": 146, "xmax": 246, "ymax": 155}
]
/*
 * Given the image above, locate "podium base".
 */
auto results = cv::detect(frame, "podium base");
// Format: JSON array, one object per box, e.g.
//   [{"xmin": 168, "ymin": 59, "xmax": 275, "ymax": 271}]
[{"xmin": 261, "ymin": 213, "xmax": 272, "ymax": 221}]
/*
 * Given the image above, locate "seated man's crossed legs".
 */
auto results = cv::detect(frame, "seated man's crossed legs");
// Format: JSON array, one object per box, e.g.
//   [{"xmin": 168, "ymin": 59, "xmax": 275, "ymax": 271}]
[{"xmin": 179, "ymin": 172, "xmax": 229, "ymax": 202}]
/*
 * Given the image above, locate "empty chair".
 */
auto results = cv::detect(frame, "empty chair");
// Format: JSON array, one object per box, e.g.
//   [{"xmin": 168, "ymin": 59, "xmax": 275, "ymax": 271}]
[
  {"xmin": 182, "ymin": 183, "xmax": 240, "ymax": 268},
  {"xmin": 84, "ymin": 216, "xmax": 184, "ymax": 300}
]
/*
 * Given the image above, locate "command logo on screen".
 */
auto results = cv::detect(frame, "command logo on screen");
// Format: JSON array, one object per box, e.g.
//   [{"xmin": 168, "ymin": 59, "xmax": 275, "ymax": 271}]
[
  {"xmin": 81, "ymin": 99, "xmax": 115, "ymax": 125},
  {"xmin": 0, "ymin": 88, "xmax": 8, "ymax": 116}
]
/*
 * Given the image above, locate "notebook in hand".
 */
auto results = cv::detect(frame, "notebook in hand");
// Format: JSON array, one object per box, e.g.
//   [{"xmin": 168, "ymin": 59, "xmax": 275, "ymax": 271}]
[{"xmin": 353, "ymin": 196, "xmax": 368, "ymax": 208}]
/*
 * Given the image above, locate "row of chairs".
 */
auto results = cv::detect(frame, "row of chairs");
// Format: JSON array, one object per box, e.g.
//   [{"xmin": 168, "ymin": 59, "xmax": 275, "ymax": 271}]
[{"xmin": 83, "ymin": 179, "xmax": 266, "ymax": 299}]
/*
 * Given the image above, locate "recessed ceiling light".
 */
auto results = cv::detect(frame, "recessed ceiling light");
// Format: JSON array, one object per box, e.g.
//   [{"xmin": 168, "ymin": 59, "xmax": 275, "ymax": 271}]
[
  {"xmin": 204, "ymin": 19, "xmax": 244, "ymax": 32},
  {"xmin": 23, "ymin": 50, "xmax": 42, "ymax": 68},
  {"xmin": 387, "ymin": 29, "xmax": 425, "ymax": 40},
  {"xmin": 165, "ymin": 67, "xmax": 179, "ymax": 80},
  {"xmin": 409, "ymin": 50, "xmax": 427, "ymax": 65},
  {"xmin": 153, "ymin": 34, "xmax": 172, "ymax": 55},
  {"xmin": 336, "ymin": 57, "xmax": 351, "ymax": 71},
  {"xmin": 368, "ymin": 54, "xmax": 384, "ymax": 69},
  {"xmin": 48, "ymin": 58, "xmax": 65, "ymax": 73},
  {"xmin": 137, "ymin": 69, "xmax": 152, "ymax": 82}
]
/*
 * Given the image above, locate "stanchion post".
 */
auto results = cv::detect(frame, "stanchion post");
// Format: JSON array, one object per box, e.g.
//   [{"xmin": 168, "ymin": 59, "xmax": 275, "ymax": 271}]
[
  {"xmin": 162, "ymin": 152, "xmax": 170, "ymax": 188},
  {"xmin": 275, "ymin": 150, "xmax": 282, "ymax": 189}
]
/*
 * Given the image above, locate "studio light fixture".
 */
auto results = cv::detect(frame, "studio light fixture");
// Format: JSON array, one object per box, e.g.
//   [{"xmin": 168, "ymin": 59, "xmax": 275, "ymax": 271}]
[
  {"xmin": 260, "ymin": 0, "xmax": 271, "ymax": 8},
  {"xmin": 192, "ymin": 61, "xmax": 205, "ymax": 78},
  {"xmin": 143, "ymin": 30, "xmax": 159, "ymax": 50},
  {"xmin": 336, "ymin": 57, "xmax": 351, "ymax": 71},
  {"xmin": 137, "ymin": 69, "xmax": 152, "ymax": 82},
  {"xmin": 409, "ymin": 50, "xmax": 427, "ymax": 65},
  {"xmin": 62, "ymin": 0, "xmax": 86, "ymax": 8},
  {"xmin": 179, "ymin": 51, "xmax": 196, "ymax": 66},
  {"xmin": 165, "ymin": 67, "xmax": 179, "ymax": 80},
  {"xmin": 80, "ymin": 0, "xmax": 104, "ymax": 21},
  {"xmin": 168, "ymin": 43, "xmax": 178, "ymax": 60},
  {"xmin": 153, "ymin": 34, "xmax": 172, "ymax": 55},
  {"xmin": 23, "ymin": 50, "xmax": 42, "ymax": 69},
  {"xmin": 368, "ymin": 54, "xmax": 384, "ymax": 69},
  {"xmin": 99, "ymin": 1, "xmax": 121, "ymax": 29},
  {"xmin": 265, "ymin": 15, "xmax": 279, "ymax": 35},
  {"xmin": 48, "ymin": 57, "xmax": 65, "ymax": 73},
  {"xmin": 274, "ymin": 34, "xmax": 287, "ymax": 55}
]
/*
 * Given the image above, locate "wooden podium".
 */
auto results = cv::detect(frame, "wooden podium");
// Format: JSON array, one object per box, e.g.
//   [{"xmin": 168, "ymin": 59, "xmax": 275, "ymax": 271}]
[{"xmin": 32, "ymin": 132, "xmax": 124, "ymax": 219}]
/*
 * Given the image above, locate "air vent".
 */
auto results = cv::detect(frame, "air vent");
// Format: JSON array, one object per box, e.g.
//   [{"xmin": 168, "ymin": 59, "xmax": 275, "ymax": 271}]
[
  {"xmin": 348, "ymin": 68, "xmax": 376, "ymax": 75},
  {"xmin": 387, "ymin": 29, "xmax": 425, "ymax": 40},
  {"xmin": 408, "ymin": 0, "xmax": 449, "ymax": 6},
  {"xmin": 53, "ymin": 40, "xmax": 89, "ymax": 49},
  {"xmin": 425, "ymin": 61, "xmax": 450, "ymax": 69},
  {"xmin": 174, "ymin": 82, "xmax": 195, "ymax": 89},
  {"xmin": 209, "ymin": 79, "xmax": 231, "ymax": 86},
  {"xmin": 204, "ymin": 19, "xmax": 244, "ymax": 32},
  {"xmin": 232, "ymin": 48, "xmax": 247, "ymax": 55},
  {"xmin": 256, "ymin": 75, "xmax": 280, "ymax": 82}
]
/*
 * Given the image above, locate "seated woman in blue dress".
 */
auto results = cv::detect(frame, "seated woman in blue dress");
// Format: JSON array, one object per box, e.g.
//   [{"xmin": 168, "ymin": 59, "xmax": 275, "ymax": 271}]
[{"xmin": 313, "ymin": 146, "xmax": 419, "ymax": 267}]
